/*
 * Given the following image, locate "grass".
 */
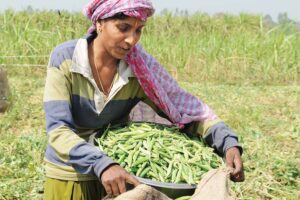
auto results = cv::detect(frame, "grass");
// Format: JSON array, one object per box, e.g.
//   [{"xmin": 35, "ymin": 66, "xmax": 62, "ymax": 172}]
[
  {"xmin": 0, "ymin": 67, "xmax": 46, "ymax": 200},
  {"xmin": 180, "ymin": 82, "xmax": 299, "ymax": 199},
  {"xmin": 0, "ymin": 10, "xmax": 299, "ymax": 199},
  {"xmin": 0, "ymin": 10, "xmax": 299, "ymax": 84},
  {"xmin": 181, "ymin": 83, "xmax": 299, "ymax": 199}
]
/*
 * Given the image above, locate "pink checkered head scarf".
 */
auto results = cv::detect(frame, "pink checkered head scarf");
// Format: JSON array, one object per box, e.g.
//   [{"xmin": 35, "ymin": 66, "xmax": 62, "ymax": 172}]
[
  {"xmin": 83, "ymin": 0, "xmax": 154, "ymax": 33},
  {"xmin": 83, "ymin": 0, "xmax": 218, "ymax": 128}
]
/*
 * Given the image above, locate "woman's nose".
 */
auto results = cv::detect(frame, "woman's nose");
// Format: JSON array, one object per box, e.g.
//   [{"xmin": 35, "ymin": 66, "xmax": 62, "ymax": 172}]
[{"xmin": 124, "ymin": 32, "xmax": 139, "ymax": 46}]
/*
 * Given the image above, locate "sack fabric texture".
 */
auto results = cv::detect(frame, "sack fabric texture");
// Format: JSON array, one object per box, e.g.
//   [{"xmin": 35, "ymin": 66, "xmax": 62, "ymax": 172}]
[{"xmin": 105, "ymin": 167, "xmax": 235, "ymax": 200}]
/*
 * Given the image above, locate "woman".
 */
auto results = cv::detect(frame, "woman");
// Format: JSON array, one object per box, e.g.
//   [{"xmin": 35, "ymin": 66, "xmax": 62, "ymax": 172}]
[{"xmin": 43, "ymin": 0, "xmax": 244, "ymax": 199}]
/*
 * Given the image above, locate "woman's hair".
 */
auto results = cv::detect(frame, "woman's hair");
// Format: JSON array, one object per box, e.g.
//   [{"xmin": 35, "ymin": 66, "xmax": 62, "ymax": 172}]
[{"xmin": 105, "ymin": 12, "xmax": 128, "ymax": 20}]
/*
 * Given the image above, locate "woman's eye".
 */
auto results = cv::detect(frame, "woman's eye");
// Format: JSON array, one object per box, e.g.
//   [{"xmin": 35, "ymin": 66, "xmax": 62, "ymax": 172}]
[{"xmin": 117, "ymin": 25, "xmax": 129, "ymax": 32}]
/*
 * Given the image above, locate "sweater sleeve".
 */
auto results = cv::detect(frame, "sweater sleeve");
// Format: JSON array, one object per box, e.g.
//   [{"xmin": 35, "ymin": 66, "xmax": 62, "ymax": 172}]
[
  {"xmin": 44, "ymin": 48, "xmax": 116, "ymax": 179},
  {"xmin": 204, "ymin": 122, "xmax": 243, "ymax": 156}
]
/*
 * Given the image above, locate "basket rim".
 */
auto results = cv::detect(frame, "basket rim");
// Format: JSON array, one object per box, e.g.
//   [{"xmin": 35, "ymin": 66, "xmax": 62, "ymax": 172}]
[{"xmin": 135, "ymin": 176, "xmax": 197, "ymax": 189}]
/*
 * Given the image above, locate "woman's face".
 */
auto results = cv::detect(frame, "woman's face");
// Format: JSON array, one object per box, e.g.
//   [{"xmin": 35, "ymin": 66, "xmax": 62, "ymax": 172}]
[{"xmin": 96, "ymin": 16, "xmax": 146, "ymax": 60}]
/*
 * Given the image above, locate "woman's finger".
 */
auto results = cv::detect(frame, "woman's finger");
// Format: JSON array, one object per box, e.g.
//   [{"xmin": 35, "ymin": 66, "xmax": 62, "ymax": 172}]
[
  {"xmin": 232, "ymin": 154, "xmax": 242, "ymax": 176},
  {"xmin": 103, "ymin": 183, "xmax": 113, "ymax": 196},
  {"xmin": 117, "ymin": 178, "xmax": 127, "ymax": 194},
  {"xmin": 125, "ymin": 174, "xmax": 141, "ymax": 186},
  {"xmin": 231, "ymin": 156, "xmax": 245, "ymax": 182},
  {"xmin": 225, "ymin": 148, "xmax": 235, "ymax": 168},
  {"xmin": 233, "ymin": 169, "xmax": 245, "ymax": 182},
  {"xmin": 232, "ymin": 171, "xmax": 245, "ymax": 182},
  {"xmin": 110, "ymin": 181, "xmax": 120, "ymax": 196}
]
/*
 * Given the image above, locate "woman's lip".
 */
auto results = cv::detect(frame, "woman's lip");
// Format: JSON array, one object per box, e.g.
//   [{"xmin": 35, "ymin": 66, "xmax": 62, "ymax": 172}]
[{"xmin": 119, "ymin": 47, "xmax": 131, "ymax": 53}]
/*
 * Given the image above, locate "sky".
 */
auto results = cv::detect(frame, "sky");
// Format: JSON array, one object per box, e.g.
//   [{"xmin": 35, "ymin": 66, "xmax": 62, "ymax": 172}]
[{"xmin": 0, "ymin": 0, "xmax": 299, "ymax": 22}]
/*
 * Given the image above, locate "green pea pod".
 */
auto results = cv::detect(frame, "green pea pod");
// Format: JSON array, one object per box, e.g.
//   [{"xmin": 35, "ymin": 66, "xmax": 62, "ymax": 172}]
[
  {"xmin": 175, "ymin": 164, "xmax": 183, "ymax": 183},
  {"xmin": 140, "ymin": 167, "xmax": 151, "ymax": 178},
  {"xmin": 117, "ymin": 154, "xmax": 127, "ymax": 163},
  {"xmin": 132, "ymin": 157, "xmax": 148, "ymax": 167},
  {"xmin": 148, "ymin": 171, "xmax": 160, "ymax": 180},
  {"xmin": 165, "ymin": 160, "xmax": 173, "ymax": 178},
  {"xmin": 136, "ymin": 162, "xmax": 147, "ymax": 177},
  {"xmin": 175, "ymin": 196, "xmax": 191, "ymax": 200},
  {"xmin": 171, "ymin": 169, "xmax": 178, "ymax": 183}
]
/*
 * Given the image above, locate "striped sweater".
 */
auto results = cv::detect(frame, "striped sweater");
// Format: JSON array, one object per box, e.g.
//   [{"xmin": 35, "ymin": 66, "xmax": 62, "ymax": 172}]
[{"xmin": 43, "ymin": 33, "xmax": 241, "ymax": 181}]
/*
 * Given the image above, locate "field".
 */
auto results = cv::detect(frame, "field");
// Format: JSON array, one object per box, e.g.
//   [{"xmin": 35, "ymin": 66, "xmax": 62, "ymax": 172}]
[{"xmin": 0, "ymin": 10, "xmax": 299, "ymax": 199}]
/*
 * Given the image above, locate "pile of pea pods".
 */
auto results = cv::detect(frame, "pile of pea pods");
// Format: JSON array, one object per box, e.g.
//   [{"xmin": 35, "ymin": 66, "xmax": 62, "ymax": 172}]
[{"xmin": 96, "ymin": 123, "xmax": 223, "ymax": 184}]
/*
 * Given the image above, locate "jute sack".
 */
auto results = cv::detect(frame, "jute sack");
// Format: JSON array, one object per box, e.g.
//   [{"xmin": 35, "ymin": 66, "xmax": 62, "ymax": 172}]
[
  {"xmin": 103, "ymin": 184, "xmax": 171, "ymax": 200},
  {"xmin": 190, "ymin": 167, "xmax": 235, "ymax": 200},
  {"xmin": 0, "ymin": 67, "xmax": 9, "ymax": 113},
  {"xmin": 103, "ymin": 167, "xmax": 235, "ymax": 200}
]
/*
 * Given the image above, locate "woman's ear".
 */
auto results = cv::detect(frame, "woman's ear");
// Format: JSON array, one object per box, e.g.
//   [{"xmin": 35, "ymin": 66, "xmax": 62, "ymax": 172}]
[{"xmin": 96, "ymin": 20, "xmax": 103, "ymax": 33}]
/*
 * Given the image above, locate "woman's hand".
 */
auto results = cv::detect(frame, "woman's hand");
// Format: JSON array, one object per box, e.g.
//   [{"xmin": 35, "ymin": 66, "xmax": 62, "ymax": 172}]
[
  {"xmin": 100, "ymin": 164, "xmax": 141, "ymax": 196},
  {"xmin": 225, "ymin": 147, "xmax": 245, "ymax": 182}
]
